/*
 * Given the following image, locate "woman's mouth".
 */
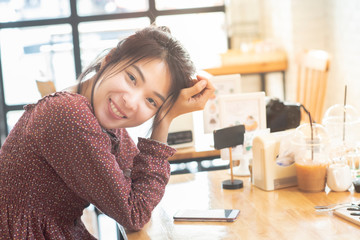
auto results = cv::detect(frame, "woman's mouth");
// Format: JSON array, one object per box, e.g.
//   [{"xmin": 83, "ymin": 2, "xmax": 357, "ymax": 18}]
[{"xmin": 109, "ymin": 99, "xmax": 127, "ymax": 119}]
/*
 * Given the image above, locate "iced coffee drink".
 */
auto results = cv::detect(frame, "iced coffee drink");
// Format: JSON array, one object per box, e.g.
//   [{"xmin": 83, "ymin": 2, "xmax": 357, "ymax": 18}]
[
  {"xmin": 292, "ymin": 123, "xmax": 330, "ymax": 192},
  {"xmin": 295, "ymin": 161, "xmax": 328, "ymax": 192}
]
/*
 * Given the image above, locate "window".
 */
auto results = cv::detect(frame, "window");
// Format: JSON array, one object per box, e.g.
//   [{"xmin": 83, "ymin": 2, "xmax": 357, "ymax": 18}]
[
  {"xmin": 0, "ymin": 0, "xmax": 227, "ymax": 144},
  {"xmin": 156, "ymin": 0, "xmax": 223, "ymax": 10},
  {"xmin": 78, "ymin": 18, "xmax": 150, "ymax": 68},
  {"xmin": 0, "ymin": 0, "xmax": 70, "ymax": 22},
  {"xmin": 77, "ymin": 0, "xmax": 148, "ymax": 16},
  {"xmin": 156, "ymin": 12, "xmax": 227, "ymax": 69},
  {"xmin": 0, "ymin": 25, "xmax": 75, "ymax": 105}
]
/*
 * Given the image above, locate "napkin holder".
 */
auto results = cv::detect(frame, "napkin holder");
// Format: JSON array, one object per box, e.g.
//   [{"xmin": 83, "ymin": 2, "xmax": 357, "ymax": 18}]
[{"xmin": 252, "ymin": 130, "xmax": 297, "ymax": 191}]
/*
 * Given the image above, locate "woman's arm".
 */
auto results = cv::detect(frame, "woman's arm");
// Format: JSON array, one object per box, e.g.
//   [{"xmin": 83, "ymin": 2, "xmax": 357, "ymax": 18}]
[{"xmin": 32, "ymin": 93, "xmax": 174, "ymax": 231}]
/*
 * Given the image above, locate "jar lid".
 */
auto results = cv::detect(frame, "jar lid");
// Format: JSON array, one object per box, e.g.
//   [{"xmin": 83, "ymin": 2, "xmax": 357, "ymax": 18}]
[
  {"xmin": 292, "ymin": 123, "xmax": 329, "ymax": 147},
  {"xmin": 322, "ymin": 104, "xmax": 360, "ymax": 125}
]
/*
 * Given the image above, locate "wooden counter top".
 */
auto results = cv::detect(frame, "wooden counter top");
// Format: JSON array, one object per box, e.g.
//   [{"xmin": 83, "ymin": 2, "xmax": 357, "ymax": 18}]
[{"xmin": 127, "ymin": 170, "xmax": 360, "ymax": 239}]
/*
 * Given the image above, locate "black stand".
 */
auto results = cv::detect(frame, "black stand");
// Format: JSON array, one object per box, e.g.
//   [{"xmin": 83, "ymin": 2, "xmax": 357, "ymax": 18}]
[
  {"xmin": 222, "ymin": 147, "xmax": 243, "ymax": 190},
  {"xmin": 222, "ymin": 179, "xmax": 243, "ymax": 189}
]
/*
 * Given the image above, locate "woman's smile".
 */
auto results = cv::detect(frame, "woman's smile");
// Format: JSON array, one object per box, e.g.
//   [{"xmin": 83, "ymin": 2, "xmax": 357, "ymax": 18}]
[{"xmin": 109, "ymin": 98, "xmax": 127, "ymax": 119}]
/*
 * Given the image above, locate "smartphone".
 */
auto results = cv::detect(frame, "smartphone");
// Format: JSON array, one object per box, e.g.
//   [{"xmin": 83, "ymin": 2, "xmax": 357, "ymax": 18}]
[{"xmin": 173, "ymin": 209, "xmax": 240, "ymax": 222}]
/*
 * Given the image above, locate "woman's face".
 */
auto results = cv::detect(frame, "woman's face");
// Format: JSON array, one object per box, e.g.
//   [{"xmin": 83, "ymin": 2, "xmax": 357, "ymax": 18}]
[{"xmin": 92, "ymin": 58, "xmax": 171, "ymax": 129}]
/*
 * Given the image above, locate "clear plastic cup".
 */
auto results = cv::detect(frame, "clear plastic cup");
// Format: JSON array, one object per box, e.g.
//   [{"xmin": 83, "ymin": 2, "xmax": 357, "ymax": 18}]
[
  {"xmin": 292, "ymin": 123, "xmax": 330, "ymax": 192},
  {"xmin": 322, "ymin": 104, "xmax": 360, "ymax": 149}
]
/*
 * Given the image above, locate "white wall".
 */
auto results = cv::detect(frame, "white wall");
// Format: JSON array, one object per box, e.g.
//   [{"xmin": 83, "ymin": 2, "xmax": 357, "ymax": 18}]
[
  {"xmin": 326, "ymin": 0, "xmax": 360, "ymax": 111},
  {"xmin": 230, "ymin": 0, "xmax": 360, "ymax": 116},
  {"xmin": 260, "ymin": 0, "xmax": 328, "ymax": 102}
]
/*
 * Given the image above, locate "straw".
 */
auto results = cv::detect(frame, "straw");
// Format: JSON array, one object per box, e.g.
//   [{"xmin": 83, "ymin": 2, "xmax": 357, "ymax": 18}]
[
  {"xmin": 306, "ymin": 111, "xmax": 314, "ymax": 161},
  {"xmin": 300, "ymin": 104, "xmax": 315, "ymax": 161},
  {"xmin": 343, "ymin": 85, "xmax": 347, "ymax": 142}
]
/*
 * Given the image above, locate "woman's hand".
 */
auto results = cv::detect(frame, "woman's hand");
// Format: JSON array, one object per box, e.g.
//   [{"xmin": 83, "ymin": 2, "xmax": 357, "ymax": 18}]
[
  {"xmin": 150, "ymin": 75, "xmax": 215, "ymax": 143},
  {"xmin": 166, "ymin": 75, "xmax": 215, "ymax": 120}
]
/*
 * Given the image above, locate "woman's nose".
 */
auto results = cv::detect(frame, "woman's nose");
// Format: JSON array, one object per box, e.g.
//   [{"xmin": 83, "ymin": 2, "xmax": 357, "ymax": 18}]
[{"xmin": 123, "ymin": 92, "xmax": 139, "ymax": 110}]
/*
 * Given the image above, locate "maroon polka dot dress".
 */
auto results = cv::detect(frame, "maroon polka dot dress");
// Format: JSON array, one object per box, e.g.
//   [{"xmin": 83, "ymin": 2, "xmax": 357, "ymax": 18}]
[{"xmin": 0, "ymin": 92, "xmax": 175, "ymax": 239}]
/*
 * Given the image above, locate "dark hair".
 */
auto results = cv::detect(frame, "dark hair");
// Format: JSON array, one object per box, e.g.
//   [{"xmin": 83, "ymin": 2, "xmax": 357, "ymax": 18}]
[{"xmin": 77, "ymin": 25, "xmax": 196, "ymax": 130}]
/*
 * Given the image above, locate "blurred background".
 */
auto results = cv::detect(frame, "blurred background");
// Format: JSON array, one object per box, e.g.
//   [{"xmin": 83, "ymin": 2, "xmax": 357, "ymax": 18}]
[
  {"xmin": 1, "ymin": 0, "xmax": 360, "ymax": 239},
  {"xmin": 1, "ymin": 0, "xmax": 360, "ymax": 144}
]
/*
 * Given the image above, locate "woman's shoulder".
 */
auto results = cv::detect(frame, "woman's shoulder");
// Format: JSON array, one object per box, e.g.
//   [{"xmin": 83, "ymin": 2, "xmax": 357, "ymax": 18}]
[
  {"xmin": 40, "ymin": 91, "xmax": 89, "ymax": 105},
  {"xmin": 30, "ymin": 91, "xmax": 97, "ymax": 125},
  {"xmin": 33, "ymin": 91, "xmax": 91, "ymax": 112}
]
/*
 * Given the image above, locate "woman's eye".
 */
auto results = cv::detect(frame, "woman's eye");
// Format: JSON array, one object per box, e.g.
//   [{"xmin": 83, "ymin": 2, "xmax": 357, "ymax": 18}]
[
  {"xmin": 127, "ymin": 73, "xmax": 136, "ymax": 85},
  {"xmin": 147, "ymin": 98, "xmax": 157, "ymax": 107}
]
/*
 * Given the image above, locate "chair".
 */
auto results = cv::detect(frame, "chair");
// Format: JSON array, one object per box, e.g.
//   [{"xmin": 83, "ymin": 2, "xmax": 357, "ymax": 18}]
[
  {"xmin": 35, "ymin": 80, "xmax": 56, "ymax": 97},
  {"xmin": 295, "ymin": 49, "xmax": 331, "ymax": 123}
]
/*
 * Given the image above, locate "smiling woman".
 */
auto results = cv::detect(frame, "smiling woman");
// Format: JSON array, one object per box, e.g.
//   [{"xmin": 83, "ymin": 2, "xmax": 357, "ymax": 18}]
[
  {"xmin": 76, "ymin": 26, "xmax": 211, "ymax": 139},
  {"xmin": 89, "ymin": 58, "xmax": 171, "ymax": 130},
  {"xmin": 0, "ymin": 25, "xmax": 214, "ymax": 239}
]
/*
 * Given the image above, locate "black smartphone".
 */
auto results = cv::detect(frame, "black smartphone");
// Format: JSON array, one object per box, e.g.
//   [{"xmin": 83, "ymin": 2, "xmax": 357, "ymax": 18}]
[{"xmin": 173, "ymin": 209, "xmax": 240, "ymax": 222}]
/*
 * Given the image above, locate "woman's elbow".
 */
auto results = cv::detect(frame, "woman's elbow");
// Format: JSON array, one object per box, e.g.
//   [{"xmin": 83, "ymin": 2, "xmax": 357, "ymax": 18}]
[{"xmin": 121, "ymin": 209, "xmax": 152, "ymax": 232}]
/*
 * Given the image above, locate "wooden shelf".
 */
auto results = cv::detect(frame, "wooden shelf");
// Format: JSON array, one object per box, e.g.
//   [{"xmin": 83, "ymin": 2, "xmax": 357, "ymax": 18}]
[
  {"xmin": 168, "ymin": 147, "xmax": 220, "ymax": 162},
  {"xmin": 205, "ymin": 59, "xmax": 287, "ymax": 75}
]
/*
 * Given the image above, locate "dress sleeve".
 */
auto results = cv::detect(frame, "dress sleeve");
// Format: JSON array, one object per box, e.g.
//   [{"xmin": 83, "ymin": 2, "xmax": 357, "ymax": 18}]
[{"xmin": 31, "ymin": 93, "xmax": 175, "ymax": 231}]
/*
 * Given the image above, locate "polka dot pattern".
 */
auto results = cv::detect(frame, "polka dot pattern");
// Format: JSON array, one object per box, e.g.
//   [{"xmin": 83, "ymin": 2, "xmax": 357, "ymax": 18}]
[{"xmin": 0, "ymin": 92, "xmax": 175, "ymax": 239}]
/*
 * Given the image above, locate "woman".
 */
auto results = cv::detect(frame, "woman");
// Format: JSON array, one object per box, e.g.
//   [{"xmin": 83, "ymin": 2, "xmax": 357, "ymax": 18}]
[{"xmin": 0, "ymin": 25, "xmax": 214, "ymax": 239}]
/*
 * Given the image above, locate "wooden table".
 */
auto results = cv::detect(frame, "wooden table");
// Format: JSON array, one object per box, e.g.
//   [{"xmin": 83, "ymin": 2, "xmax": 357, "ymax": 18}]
[{"xmin": 126, "ymin": 170, "xmax": 360, "ymax": 239}]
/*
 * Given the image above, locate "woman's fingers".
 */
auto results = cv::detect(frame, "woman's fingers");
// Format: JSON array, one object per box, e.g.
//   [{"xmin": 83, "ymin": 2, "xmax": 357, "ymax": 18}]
[
  {"xmin": 181, "ymin": 79, "xmax": 208, "ymax": 99},
  {"xmin": 184, "ymin": 78, "xmax": 214, "ymax": 111},
  {"xmin": 183, "ymin": 75, "xmax": 215, "ymax": 98},
  {"xmin": 167, "ymin": 75, "xmax": 215, "ymax": 119}
]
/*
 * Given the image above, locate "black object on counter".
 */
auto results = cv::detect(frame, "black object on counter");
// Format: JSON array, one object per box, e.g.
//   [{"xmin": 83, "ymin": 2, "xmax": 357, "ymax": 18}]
[
  {"xmin": 353, "ymin": 179, "xmax": 360, "ymax": 193},
  {"xmin": 213, "ymin": 125, "xmax": 245, "ymax": 190}
]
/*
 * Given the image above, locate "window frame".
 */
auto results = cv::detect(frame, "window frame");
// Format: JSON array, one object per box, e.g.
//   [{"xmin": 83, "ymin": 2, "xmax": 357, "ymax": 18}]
[{"xmin": 0, "ymin": 0, "xmax": 226, "ymax": 145}]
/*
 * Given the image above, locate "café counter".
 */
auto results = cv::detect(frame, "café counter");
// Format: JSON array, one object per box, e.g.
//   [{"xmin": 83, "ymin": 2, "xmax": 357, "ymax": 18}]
[{"xmin": 126, "ymin": 169, "xmax": 360, "ymax": 239}]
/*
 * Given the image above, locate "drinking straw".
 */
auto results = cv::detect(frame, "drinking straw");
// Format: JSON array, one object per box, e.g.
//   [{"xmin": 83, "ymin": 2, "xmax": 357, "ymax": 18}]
[
  {"xmin": 343, "ymin": 85, "xmax": 347, "ymax": 142},
  {"xmin": 307, "ymin": 111, "xmax": 314, "ymax": 161},
  {"xmin": 300, "ymin": 104, "xmax": 314, "ymax": 161}
]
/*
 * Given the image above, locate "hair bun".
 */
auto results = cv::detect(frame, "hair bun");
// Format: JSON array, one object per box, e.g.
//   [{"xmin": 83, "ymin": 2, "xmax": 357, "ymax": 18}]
[{"xmin": 157, "ymin": 25, "xmax": 171, "ymax": 34}]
